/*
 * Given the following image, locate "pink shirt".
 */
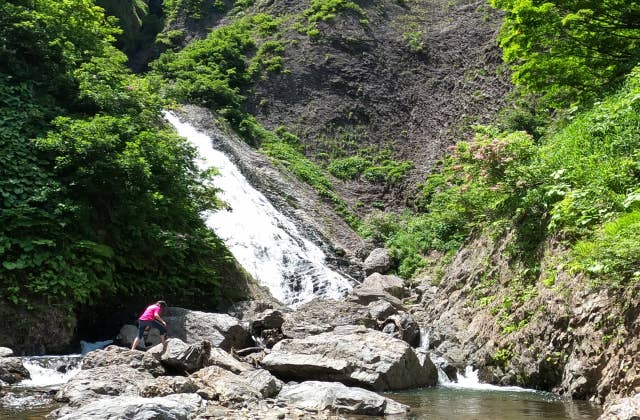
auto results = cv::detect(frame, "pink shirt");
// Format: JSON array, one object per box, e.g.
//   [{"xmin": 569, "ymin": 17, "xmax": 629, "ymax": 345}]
[{"xmin": 139, "ymin": 304, "xmax": 161, "ymax": 321}]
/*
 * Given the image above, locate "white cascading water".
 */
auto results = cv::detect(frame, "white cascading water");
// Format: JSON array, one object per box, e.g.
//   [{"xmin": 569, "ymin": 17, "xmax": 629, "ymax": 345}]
[
  {"xmin": 164, "ymin": 112, "xmax": 353, "ymax": 306},
  {"xmin": 443, "ymin": 366, "xmax": 528, "ymax": 392},
  {"xmin": 17, "ymin": 355, "xmax": 83, "ymax": 387}
]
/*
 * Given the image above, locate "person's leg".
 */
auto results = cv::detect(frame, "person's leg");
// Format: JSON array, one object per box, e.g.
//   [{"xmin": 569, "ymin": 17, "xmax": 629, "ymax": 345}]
[
  {"xmin": 130, "ymin": 336, "xmax": 140, "ymax": 350},
  {"xmin": 131, "ymin": 321, "xmax": 147, "ymax": 350},
  {"xmin": 160, "ymin": 334, "xmax": 167, "ymax": 354}
]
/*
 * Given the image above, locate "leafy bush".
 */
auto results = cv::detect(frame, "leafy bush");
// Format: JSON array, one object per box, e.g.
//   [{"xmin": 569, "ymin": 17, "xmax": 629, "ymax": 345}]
[
  {"xmin": 328, "ymin": 156, "xmax": 370, "ymax": 180},
  {"xmin": 573, "ymin": 211, "xmax": 640, "ymax": 288},
  {"xmin": 304, "ymin": 0, "xmax": 365, "ymax": 23},
  {"xmin": 492, "ymin": 0, "xmax": 640, "ymax": 107}
]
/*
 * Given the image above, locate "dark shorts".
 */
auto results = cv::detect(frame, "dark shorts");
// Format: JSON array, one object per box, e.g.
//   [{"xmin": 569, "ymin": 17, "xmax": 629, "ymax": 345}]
[{"xmin": 137, "ymin": 320, "xmax": 167, "ymax": 339}]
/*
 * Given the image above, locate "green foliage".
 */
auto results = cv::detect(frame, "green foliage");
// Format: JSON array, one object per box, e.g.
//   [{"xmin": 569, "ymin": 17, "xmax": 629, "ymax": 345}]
[
  {"xmin": 0, "ymin": 0, "xmax": 243, "ymax": 312},
  {"xmin": 151, "ymin": 14, "xmax": 283, "ymax": 117},
  {"xmin": 573, "ymin": 210, "xmax": 640, "ymax": 288},
  {"xmin": 492, "ymin": 0, "xmax": 640, "ymax": 107},
  {"xmin": 163, "ymin": 0, "xmax": 226, "ymax": 22},
  {"xmin": 260, "ymin": 129, "xmax": 361, "ymax": 229},
  {"xmin": 328, "ymin": 150, "xmax": 414, "ymax": 185},
  {"xmin": 304, "ymin": 0, "xmax": 365, "ymax": 23},
  {"xmin": 328, "ymin": 156, "xmax": 370, "ymax": 180}
]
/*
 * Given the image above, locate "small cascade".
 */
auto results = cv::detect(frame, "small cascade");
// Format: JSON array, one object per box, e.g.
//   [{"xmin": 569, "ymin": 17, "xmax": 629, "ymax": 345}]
[
  {"xmin": 164, "ymin": 111, "xmax": 353, "ymax": 306},
  {"xmin": 18, "ymin": 355, "xmax": 82, "ymax": 387},
  {"xmin": 443, "ymin": 366, "xmax": 527, "ymax": 392},
  {"xmin": 418, "ymin": 326, "xmax": 429, "ymax": 350}
]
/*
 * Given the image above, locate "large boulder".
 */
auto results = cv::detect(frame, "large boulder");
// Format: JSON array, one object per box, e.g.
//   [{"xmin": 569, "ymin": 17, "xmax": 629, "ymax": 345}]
[
  {"xmin": 191, "ymin": 366, "xmax": 263, "ymax": 408},
  {"xmin": 164, "ymin": 307, "xmax": 252, "ymax": 351},
  {"xmin": 277, "ymin": 381, "xmax": 409, "ymax": 416},
  {"xmin": 363, "ymin": 248, "xmax": 393, "ymax": 275},
  {"xmin": 82, "ymin": 345, "xmax": 165, "ymax": 377},
  {"xmin": 52, "ymin": 393, "xmax": 205, "ymax": 420},
  {"xmin": 357, "ymin": 272, "xmax": 409, "ymax": 299},
  {"xmin": 148, "ymin": 338, "xmax": 210, "ymax": 374},
  {"xmin": 281, "ymin": 299, "xmax": 376, "ymax": 339},
  {"xmin": 54, "ymin": 365, "xmax": 153, "ymax": 406},
  {"xmin": 261, "ymin": 325, "xmax": 438, "ymax": 391},
  {"xmin": 0, "ymin": 357, "xmax": 29, "ymax": 384}
]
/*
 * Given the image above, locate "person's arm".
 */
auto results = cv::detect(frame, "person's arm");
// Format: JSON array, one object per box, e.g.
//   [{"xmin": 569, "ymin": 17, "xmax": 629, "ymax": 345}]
[{"xmin": 154, "ymin": 309, "xmax": 167, "ymax": 326}]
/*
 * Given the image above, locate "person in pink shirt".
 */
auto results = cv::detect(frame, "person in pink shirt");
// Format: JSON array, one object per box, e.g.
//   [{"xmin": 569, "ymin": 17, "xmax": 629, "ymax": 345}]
[{"xmin": 131, "ymin": 300, "xmax": 168, "ymax": 352}]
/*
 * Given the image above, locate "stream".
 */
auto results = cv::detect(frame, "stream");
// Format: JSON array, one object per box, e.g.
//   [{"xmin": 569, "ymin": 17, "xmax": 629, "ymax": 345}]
[{"xmin": 1, "ymin": 357, "xmax": 602, "ymax": 419}]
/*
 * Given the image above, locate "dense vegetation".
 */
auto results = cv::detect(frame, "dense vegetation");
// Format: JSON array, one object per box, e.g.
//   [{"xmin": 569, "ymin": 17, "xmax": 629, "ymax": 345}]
[{"xmin": 0, "ymin": 0, "xmax": 241, "ymax": 313}]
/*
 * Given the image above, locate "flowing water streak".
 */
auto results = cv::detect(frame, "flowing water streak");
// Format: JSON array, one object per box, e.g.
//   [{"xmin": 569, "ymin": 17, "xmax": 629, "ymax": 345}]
[{"xmin": 164, "ymin": 111, "xmax": 352, "ymax": 306}]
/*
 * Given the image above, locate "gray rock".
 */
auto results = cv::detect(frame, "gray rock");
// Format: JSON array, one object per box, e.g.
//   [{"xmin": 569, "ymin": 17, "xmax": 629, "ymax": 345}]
[
  {"xmin": 82, "ymin": 345, "xmax": 165, "ymax": 377},
  {"xmin": 139, "ymin": 376, "xmax": 199, "ymax": 397},
  {"xmin": 206, "ymin": 347, "xmax": 253, "ymax": 374},
  {"xmin": 599, "ymin": 393, "xmax": 640, "ymax": 420},
  {"xmin": 227, "ymin": 300, "xmax": 289, "ymax": 320},
  {"xmin": 277, "ymin": 381, "xmax": 409, "ymax": 416},
  {"xmin": 192, "ymin": 366, "xmax": 262, "ymax": 407},
  {"xmin": 363, "ymin": 248, "xmax": 393, "ymax": 275},
  {"xmin": 347, "ymin": 287, "xmax": 407, "ymax": 311},
  {"xmin": 261, "ymin": 325, "xmax": 438, "ymax": 391},
  {"xmin": 55, "ymin": 365, "xmax": 153, "ymax": 406},
  {"xmin": 358, "ymin": 272, "xmax": 408, "ymax": 299},
  {"xmin": 149, "ymin": 338, "xmax": 210, "ymax": 374},
  {"xmin": 164, "ymin": 307, "xmax": 252, "ymax": 351},
  {"xmin": 239, "ymin": 369, "xmax": 283, "ymax": 398},
  {"xmin": 52, "ymin": 393, "xmax": 205, "ymax": 420},
  {"xmin": 0, "ymin": 357, "xmax": 29, "ymax": 384},
  {"xmin": 249, "ymin": 309, "xmax": 285, "ymax": 335},
  {"xmin": 281, "ymin": 299, "xmax": 375, "ymax": 339},
  {"xmin": 367, "ymin": 300, "xmax": 397, "ymax": 321}
]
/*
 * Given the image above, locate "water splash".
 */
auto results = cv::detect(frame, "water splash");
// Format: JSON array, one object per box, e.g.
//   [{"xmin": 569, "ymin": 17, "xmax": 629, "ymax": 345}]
[
  {"xmin": 443, "ymin": 366, "xmax": 529, "ymax": 392},
  {"xmin": 18, "ymin": 355, "xmax": 82, "ymax": 387},
  {"xmin": 164, "ymin": 111, "xmax": 352, "ymax": 306}
]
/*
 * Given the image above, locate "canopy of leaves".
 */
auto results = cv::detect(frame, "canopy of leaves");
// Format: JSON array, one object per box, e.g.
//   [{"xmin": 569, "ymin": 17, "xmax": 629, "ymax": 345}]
[{"xmin": 492, "ymin": 0, "xmax": 640, "ymax": 107}]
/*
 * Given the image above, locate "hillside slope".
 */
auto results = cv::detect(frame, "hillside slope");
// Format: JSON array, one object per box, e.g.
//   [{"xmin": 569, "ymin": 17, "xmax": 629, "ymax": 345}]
[{"xmin": 118, "ymin": 0, "xmax": 510, "ymax": 214}]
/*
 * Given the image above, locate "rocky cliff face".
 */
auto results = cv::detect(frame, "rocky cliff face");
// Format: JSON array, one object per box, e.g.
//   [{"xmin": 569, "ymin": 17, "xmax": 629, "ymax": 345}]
[
  {"xmin": 248, "ymin": 0, "xmax": 510, "ymax": 211},
  {"xmin": 413, "ymin": 234, "xmax": 640, "ymax": 405}
]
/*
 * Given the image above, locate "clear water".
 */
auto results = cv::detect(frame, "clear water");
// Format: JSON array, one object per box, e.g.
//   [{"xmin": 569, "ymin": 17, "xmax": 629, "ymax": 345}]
[
  {"xmin": 385, "ymin": 386, "xmax": 602, "ymax": 419},
  {"xmin": 381, "ymin": 366, "xmax": 601, "ymax": 419},
  {"xmin": 164, "ymin": 111, "xmax": 352, "ymax": 306}
]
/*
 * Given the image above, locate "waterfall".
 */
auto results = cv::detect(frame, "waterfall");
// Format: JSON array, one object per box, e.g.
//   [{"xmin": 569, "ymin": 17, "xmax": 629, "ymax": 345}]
[{"xmin": 164, "ymin": 112, "xmax": 353, "ymax": 306}]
